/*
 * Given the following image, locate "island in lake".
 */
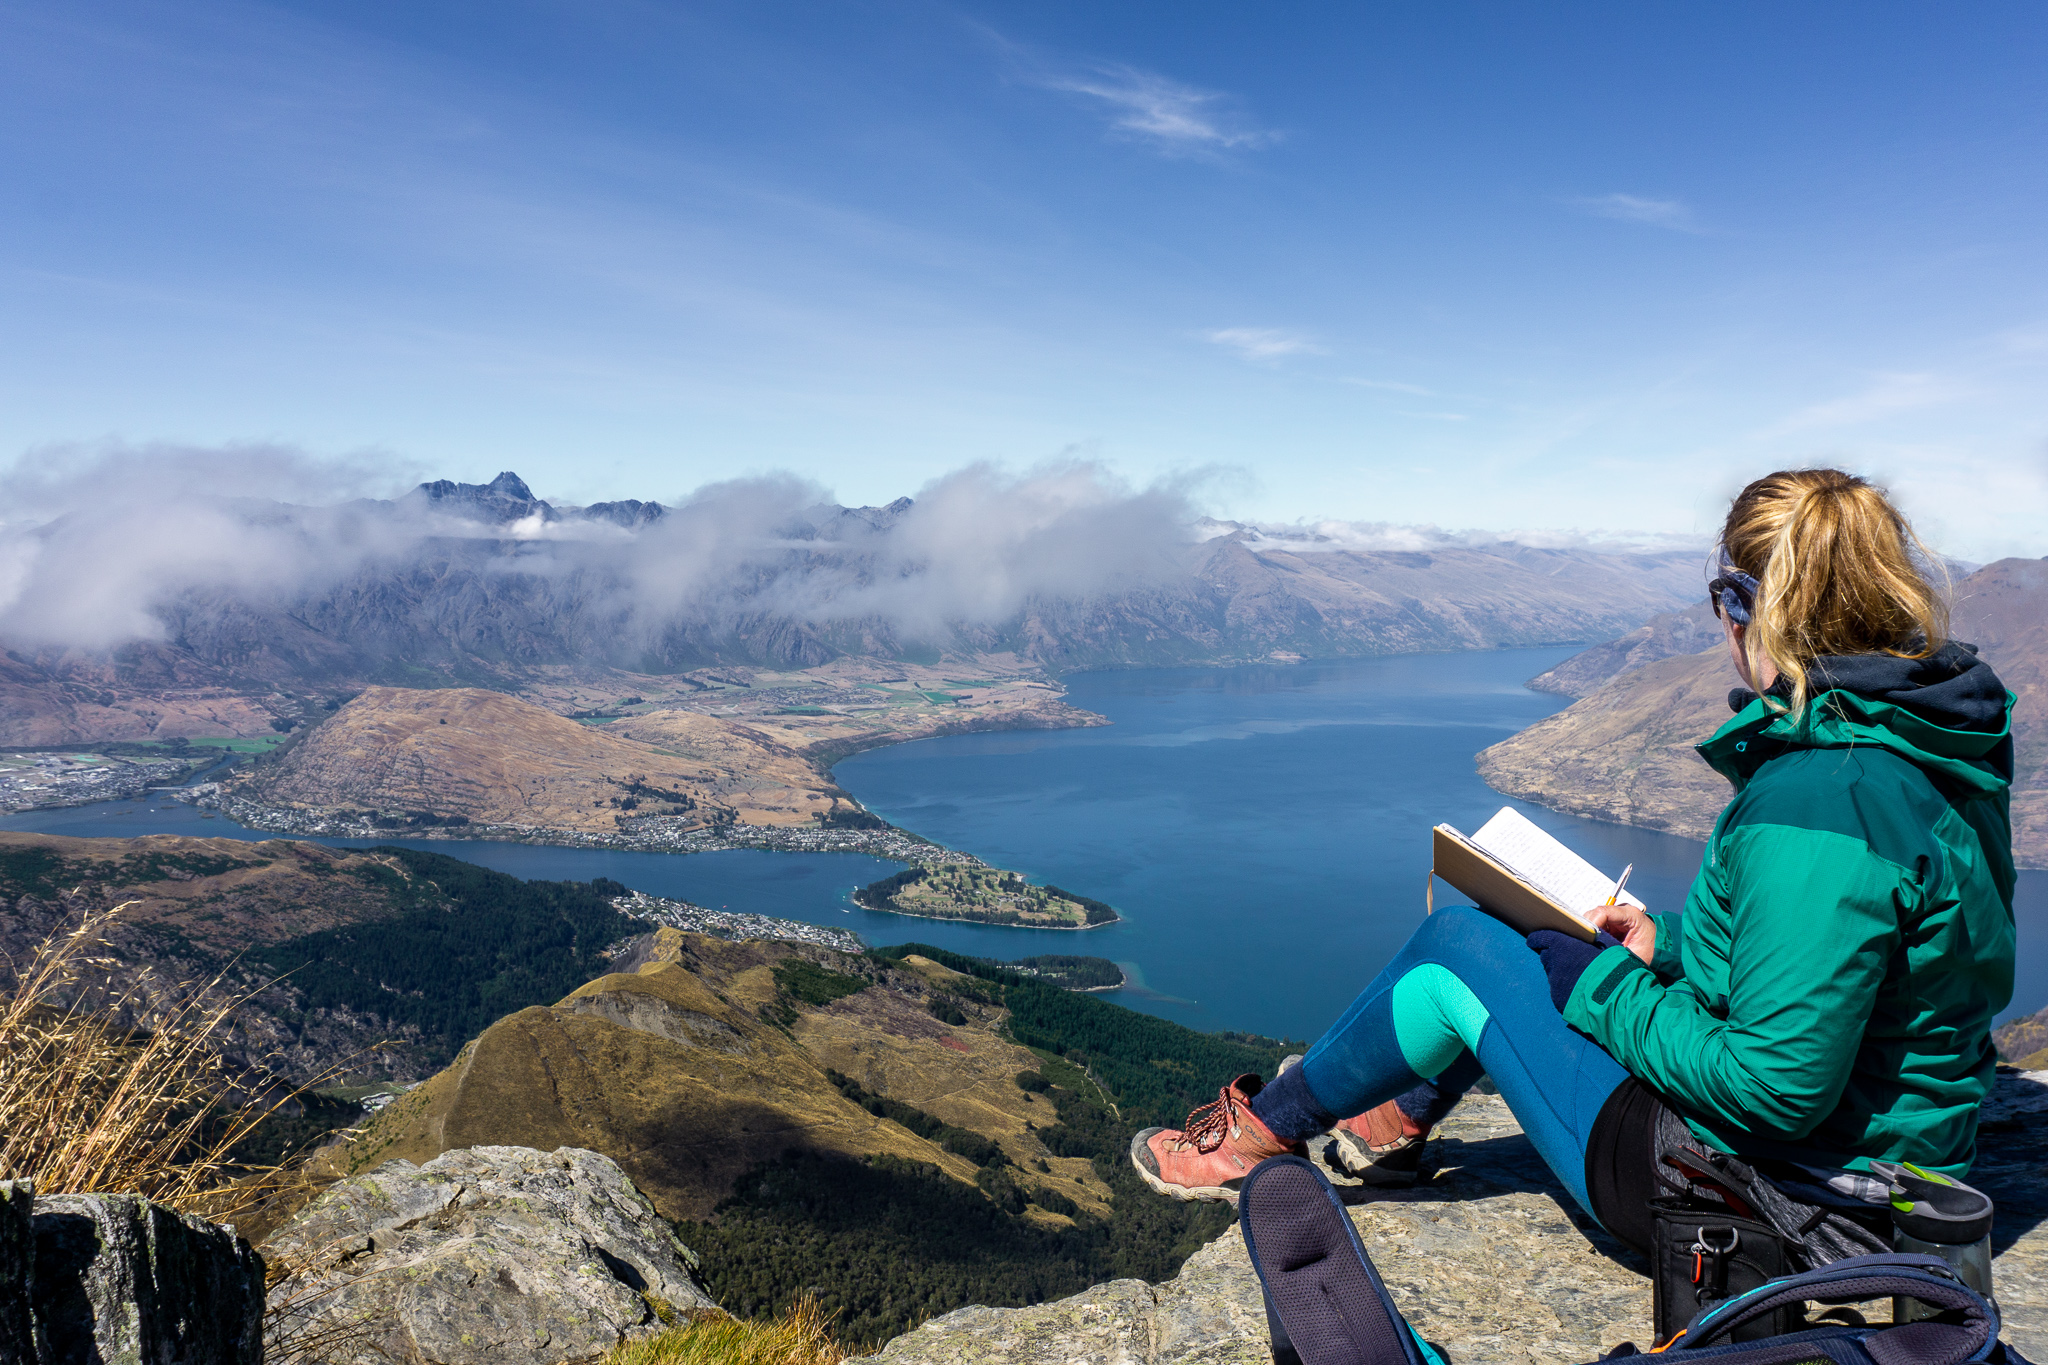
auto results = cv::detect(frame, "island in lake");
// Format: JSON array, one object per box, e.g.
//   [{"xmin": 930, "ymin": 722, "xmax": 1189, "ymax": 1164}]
[{"xmin": 854, "ymin": 865, "xmax": 1120, "ymax": 928}]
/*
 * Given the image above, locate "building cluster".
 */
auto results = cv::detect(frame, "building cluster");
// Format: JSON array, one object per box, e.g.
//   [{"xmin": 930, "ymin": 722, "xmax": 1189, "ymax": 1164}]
[
  {"xmin": 0, "ymin": 751, "xmax": 194, "ymax": 813},
  {"xmin": 611, "ymin": 889, "xmax": 866, "ymax": 953}
]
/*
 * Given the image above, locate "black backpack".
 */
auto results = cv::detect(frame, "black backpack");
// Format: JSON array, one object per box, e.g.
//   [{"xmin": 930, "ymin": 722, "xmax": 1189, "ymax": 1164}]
[{"xmin": 1237, "ymin": 1155, "xmax": 2031, "ymax": 1365}]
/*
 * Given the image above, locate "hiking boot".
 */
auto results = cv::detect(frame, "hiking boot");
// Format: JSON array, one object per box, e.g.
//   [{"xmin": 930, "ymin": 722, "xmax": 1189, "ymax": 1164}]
[
  {"xmin": 1330, "ymin": 1099, "xmax": 1430, "ymax": 1187},
  {"xmin": 1130, "ymin": 1073, "xmax": 1304, "ymax": 1204}
]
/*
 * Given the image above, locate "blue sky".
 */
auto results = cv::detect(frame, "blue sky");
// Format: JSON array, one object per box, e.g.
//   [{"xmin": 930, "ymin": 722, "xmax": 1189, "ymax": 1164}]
[{"xmin": 3, "ymin": 1, "xmax": 2045, "ymax": 559}]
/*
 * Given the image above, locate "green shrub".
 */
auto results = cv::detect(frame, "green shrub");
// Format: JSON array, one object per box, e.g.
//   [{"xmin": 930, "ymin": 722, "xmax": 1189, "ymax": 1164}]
[{"xmin": 770, "ymin": 960, "xmax": 869, "ymax": 1008}]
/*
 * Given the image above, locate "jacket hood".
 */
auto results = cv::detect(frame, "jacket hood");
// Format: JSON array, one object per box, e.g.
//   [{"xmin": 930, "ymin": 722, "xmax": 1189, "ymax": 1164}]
[{"xmin": 1703, "ymin": 641, "xmax": 2015, "ymax": 794}]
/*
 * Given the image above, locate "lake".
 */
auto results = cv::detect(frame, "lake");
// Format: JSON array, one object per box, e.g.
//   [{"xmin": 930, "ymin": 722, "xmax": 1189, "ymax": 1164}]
[{"xmin": 5, "ymin": 645, "xmax": 2042, "ymax": 1040}]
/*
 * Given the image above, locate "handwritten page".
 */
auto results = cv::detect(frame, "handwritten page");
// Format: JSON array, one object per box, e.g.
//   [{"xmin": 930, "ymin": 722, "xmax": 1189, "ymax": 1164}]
[{"xmin": 1469, "ymin": 807, "xmax": 1645, "ymax": 924}]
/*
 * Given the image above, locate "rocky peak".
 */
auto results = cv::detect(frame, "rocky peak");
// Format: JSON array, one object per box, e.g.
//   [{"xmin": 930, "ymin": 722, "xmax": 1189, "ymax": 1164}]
[
  {"xmin": 579, "ymin": 498, "xmax": 667, "ymax": 528},
  {"xmin": 408, "ymin": 471, "xmax": 557, "ymax": 524}
]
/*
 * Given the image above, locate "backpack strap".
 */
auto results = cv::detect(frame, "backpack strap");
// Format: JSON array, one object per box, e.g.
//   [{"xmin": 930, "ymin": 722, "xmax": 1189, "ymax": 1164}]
[
  {"xmin": 1661, "ymin": 1255, "xmax": 1996, "ymax": 1364},
  {"xmin": 1659, "ymin": 1142, "xmax": 1892, "ymax": 1268},
  {"xmin": 1240, "ymin": 1155, "xmax": 1435, "ymax": 1365}
]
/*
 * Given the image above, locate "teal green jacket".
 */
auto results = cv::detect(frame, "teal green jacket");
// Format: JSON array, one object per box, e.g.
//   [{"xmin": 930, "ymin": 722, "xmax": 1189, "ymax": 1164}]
[{"xmin": 1565, "ymin": 646, "xmax": 2017, "ymax": 1176}]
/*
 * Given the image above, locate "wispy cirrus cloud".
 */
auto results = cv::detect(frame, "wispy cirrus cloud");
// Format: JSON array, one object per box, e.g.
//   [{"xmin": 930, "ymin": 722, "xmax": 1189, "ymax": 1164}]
[
  {"xmin": 1566, "ymin": 193, "xmax": 1701, "ymax": 232},
  {"xmin": 1042, "ymin": 64, "xmax": 1277, "ymax": 156},
  {"xmin": 1341, "ymin": 377, "xmax": 1436, "ymax": 396},
  {"xmin": 1205, "ymin": 327, "xmax": 1323, "ymax": 364},
  {"xmin": 1766, "ymin": 372, "xmax": 1971, "ymax": 435}
]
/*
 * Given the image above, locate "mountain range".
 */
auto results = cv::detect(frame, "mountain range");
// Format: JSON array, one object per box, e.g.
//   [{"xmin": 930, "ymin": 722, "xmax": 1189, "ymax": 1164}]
[{"xmin": 1, "ymin": 472, "xmax": 1702, "ymax": 745}]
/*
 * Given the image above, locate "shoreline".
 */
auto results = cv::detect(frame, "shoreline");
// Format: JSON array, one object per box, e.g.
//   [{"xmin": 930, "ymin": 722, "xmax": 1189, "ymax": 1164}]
[
  {"xmin": 850, "ymin": 885, "xmax": 1122, "ymax": 931},
  {"xmin": 854, "ymin": 899, "xmax": 1119, "ymax": 931},
  {"xmin": 175, "ymin": 787, "xmax": 993, "ymax": 865}
]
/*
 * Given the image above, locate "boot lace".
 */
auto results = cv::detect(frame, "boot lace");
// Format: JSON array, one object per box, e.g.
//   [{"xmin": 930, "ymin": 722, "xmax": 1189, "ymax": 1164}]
[{"xmin": 1180, "ymin": 1084, "xmax": 1248, "ymax": 1154}]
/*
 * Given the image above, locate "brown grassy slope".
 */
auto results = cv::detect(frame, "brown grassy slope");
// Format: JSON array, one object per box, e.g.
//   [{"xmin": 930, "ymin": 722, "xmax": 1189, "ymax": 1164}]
[
  {"xmin": 1478, "ymin": 558, "xmax": 2047, "ymax": 868},
  {"xmin": 0, "ymin": 645, "xmax": 287, "ymax": 746},
  {"xmin": 0, "ymin": 832, "xmax": 450, "ymax": 1080},
  {"xmin": 0, "ymin": 831, "xmax": 412, "ymax": 955},
  {"xmin": 243, "ymin": 686, "xmax": 837, "ymax": 831},
  {"xmin": 323, "ymin": 931, "xmax": 1107, "ymax": 1224}
]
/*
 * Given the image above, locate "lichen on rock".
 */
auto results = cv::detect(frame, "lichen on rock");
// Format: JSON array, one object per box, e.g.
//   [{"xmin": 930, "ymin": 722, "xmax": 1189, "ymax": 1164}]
[{"xmin": 264, "ymin": 1145, "xmax": 716, "ymax": 1365}]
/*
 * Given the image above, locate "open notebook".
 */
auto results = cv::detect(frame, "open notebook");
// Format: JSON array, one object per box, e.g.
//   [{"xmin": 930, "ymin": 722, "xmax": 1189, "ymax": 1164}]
[{"xmin": 1431, "ymin": 807, "xmax": 1646, "ymax": 940}]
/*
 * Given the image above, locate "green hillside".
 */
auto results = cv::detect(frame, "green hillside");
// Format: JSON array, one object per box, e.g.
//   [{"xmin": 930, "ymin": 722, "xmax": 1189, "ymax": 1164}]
[{"xmin": 684, "ymin": 942, "xmax": 1304, "ymax": 1345}]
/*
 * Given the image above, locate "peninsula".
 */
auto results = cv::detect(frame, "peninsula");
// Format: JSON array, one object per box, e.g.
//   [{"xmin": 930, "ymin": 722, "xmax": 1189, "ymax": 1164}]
[
  {"xmin": 855, "ymin": 865, "xmax": 1121, "ymax": 928},
  {"xmin": 187, "ymin": 661, "xmax": 1102, "ymax": 861}
]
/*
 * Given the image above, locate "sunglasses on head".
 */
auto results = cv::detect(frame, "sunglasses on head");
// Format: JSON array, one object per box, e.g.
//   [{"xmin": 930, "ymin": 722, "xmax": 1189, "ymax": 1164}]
[{"xmin": 1708, "ymin": 568, "xmax": 1758, "ymax": 624}]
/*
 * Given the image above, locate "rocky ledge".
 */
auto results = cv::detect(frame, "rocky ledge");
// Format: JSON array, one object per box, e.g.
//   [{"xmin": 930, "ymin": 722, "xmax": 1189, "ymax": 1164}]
[
  {"xmin": 265, "ymin": 1145, "xmax": 717, "ymax": 1365},
  {"xmin": 877, "ymin": 1071, "xmax": 2048, "ymax": 1364}
]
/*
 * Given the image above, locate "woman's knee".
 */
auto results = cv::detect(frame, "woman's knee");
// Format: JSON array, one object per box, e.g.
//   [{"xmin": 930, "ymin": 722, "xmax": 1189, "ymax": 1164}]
[{"xmin": 1404, "ymin": 904, "xmax": 1526, "ymax": 962}]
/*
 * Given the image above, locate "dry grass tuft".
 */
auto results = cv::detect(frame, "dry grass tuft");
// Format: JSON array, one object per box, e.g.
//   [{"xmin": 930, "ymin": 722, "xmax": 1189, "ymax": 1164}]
[
  {"xmin": 0, "ymin": 900, "xmax": 303, "ymax": 1218},
  {"xmin": 605, "ymin": 1297, "xmax": 847, "ymax": 1365}
]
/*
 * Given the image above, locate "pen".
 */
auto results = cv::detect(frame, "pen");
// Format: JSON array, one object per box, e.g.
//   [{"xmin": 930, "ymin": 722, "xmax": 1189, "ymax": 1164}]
[{"xmin": 1604, "ymin": 864, "xmax": 1634, "ymax": 906}]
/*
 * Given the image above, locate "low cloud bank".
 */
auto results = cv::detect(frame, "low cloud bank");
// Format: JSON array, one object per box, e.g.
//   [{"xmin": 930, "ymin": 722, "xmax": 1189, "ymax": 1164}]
[
  {"xmin": 0, "ymin": 445, "xmax": 1199, "ymax": 652},
  {"xmin": 1204, "ymin": 517, "xmax": 1705, "ymax": 556}
]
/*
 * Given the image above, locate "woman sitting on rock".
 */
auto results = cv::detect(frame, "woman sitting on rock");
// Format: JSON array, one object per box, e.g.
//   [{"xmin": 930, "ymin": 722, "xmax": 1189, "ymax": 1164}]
[{"xmin": 1131, "ymin": 468, "xmax": 2016, "ymax": 1258}]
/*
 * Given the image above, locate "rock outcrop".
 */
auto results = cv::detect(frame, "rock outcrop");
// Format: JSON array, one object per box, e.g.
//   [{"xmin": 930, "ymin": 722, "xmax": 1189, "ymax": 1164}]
[
  {"xmin": 1, "ymin": 1183, "xmax": 31, "ymax": 1365},
  {"xmin": 0, "ymin": 1182, "xmax": 265, "ymax": 1365},
  {"xmin": 878, "ymin": 1072, "xmax": 2048, "ymax": 1364},
  {"xmin": 2000, "ymin": 1005, "xmax": 2048, "ymax": 1069},
  {"xmin": 265, "ymin": 1145, "xmax": 716, "ymax": 1365}
]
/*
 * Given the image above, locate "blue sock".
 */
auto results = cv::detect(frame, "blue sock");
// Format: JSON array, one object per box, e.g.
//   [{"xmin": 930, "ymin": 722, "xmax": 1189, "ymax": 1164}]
[
  {"xmin": 1394, "ymin": 1049, "xmax": 1485, "ymax": 1128},
  {"xmin": 1249, "ymin": 1063, "xmax": 1338, "ymax": 1143}
]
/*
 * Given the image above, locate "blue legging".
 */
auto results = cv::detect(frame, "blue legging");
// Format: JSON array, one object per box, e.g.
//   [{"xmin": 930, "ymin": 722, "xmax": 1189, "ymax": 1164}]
[{"xmin": 1298, "ymin": 905, "xmax": 1630, "ymax": 1217}]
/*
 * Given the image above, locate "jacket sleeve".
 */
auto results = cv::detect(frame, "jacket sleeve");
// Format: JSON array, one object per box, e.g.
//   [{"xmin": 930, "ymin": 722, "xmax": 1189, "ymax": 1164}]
[
  {"xmin": 1567, "ymin": 825, "xmax": 1906, "ymax": 1142},
  {"xmin": 1647, "ymin": 910, "xmax": 1686, "ymax": 982}
]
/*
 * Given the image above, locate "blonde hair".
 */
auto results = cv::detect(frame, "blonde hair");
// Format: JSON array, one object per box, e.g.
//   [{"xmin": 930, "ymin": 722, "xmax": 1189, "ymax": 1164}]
[{"xmin": 1719, "ymin": 468, "xmax": 1949, "ymax": 717}]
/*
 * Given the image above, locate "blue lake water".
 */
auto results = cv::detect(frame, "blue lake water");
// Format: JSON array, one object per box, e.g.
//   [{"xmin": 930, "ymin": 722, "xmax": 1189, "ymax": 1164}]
[{"xmin": 5, "ymin": 645, "xmax": 2042, "ymax": 1039}]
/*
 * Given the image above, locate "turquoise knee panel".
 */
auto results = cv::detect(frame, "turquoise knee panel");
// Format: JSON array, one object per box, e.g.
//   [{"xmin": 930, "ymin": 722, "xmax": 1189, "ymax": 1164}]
[{"xmin": 1390, "ymin": 963, "xmax": 1492, "ymax": 1080}]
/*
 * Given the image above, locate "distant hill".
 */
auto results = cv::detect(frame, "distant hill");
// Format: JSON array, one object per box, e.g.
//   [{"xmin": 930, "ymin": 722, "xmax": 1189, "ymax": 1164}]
[
  {"xmin": 0, "ymin": 833, "xmax": 644, "ymax": 1082},
  {"xmin": 1526, "ymin": 601, "xmax": 1721, "ymax": 698},
  {"xmin": 0, "ymin": 472, "xmax": 1702, "ymax": 745},
  {"xmin": 240, "ymin": 684, "xmax": 837, "ymax": 833},
  {"xmin": 1478, "ymin": 557, "xmax": 2048, "ymax": 869},
  {"xmin": 1997, "ymin": 1003, "xmax": 2048, "ymax": 1069},
  {"xmin": 998, "ymin": 534, "xmax": 1702, "ymax": 672}
]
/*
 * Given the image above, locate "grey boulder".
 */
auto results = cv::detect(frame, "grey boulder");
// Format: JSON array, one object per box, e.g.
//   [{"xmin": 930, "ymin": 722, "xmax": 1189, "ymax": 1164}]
[
  {"xmin": 264, "ymin": 1145, "xmax": 716, "ymax": 1365},
  {"xmin": 31, "ymin": 1190, "xmax": 265, "ymax": 1365},
  {"xmin": 1, "ymin": 1182, "xmax": 32, "ymax": 1365}
]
